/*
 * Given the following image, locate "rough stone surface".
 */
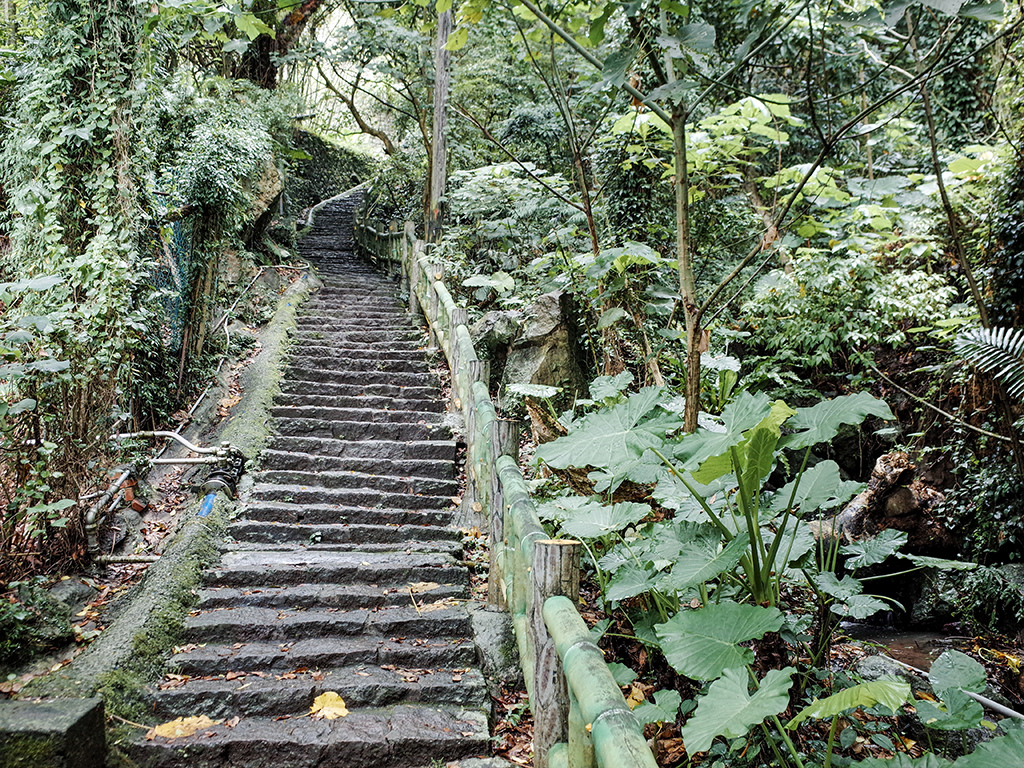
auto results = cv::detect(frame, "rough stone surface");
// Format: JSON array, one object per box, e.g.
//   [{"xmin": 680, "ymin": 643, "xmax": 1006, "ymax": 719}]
[
  {"xmin": 500, "ymin": 290, "xmax": 584, "ymax": 400},
  {"xmin": 0, "ymin": 698, "xmax": 105, "ymax": 768},
  {"xmin": 469, "ymin": 605, "xmax": 522, "ymax": 697},
  {"xmin": 130, "ymin": 192, "xmax": 491, "ymax": 768}
]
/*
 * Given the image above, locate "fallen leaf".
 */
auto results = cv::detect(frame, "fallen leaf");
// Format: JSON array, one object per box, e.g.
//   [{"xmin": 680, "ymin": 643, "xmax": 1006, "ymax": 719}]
[
  {"xmin": 225, "ymin": 716, "xmax": 240, "ymax": 728},
  {"xmin": 309, "ymin": 691, "xmax": 349, "ymax": 720},
  {"xmin": 146, "ymin": 715, "xmax": 222, "ymax": 740},
  {"xmin": 408, "ymin": 581, "xmax": 440, "ymax": 594},
  {"xmin": 624, "ymin": 684, "xmax": 646, "ymax": 709}
]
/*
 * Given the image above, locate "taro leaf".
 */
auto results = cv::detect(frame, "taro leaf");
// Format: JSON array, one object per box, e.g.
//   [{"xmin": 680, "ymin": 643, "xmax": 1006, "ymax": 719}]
[
  {"xmin": 26, "ymin": 358, "xmax": 70, "ymax": 373},
  {"xmin": 781, "ymin": 392, "xmax": 894, "ymax": 451},
  {"xmin": 1, "ymin": 275, "xmax": 62, "ymax": 292},
  {"xmin": 674, "ymin": 391, "xmax": 773, "ymax": 471},
  {"xmin": 4, "ymin": 329, "xmax": 35, "ymax": 345},
  {"xmin": 633, "ymin": 689, "xmax": 682, "ymax": 726},
  {"xmin": 858, "ymin": 753, "xmax": 952, "ymax": 767},
  {"xmin": 769, "ymin": 460, "xmax": 863, "ymax": 515},
  {"xmin": 929, "ymin": 650, "xmax": 986, "ymax": 696},
  {"xmin": 590, "ymin": 371, "xmax": 634, "ymax": 401},
  {"xmin": 899, "ymin": 554, "xmax": 977, "ymax": 571},
  {"xmin": 558, "ymin": 501, "xmax": 650, "ymax": 539},
  {"xmin": 536, "ymin": 495, "xmax": 599, "ymax": 524},
  {"xmin": 787, "ymin": 680, "xmax": 911, "ymax": 729},
  {"xmin": 661, "ymin": 531, "xmax": 750, "ymax": 594},
  {"xmin": 691, "ymin": 400, "xmax": 795, "ymax": 484},
  {"xmin": 657, "ymin": 23, "xmax": 716, "ymax": 57},
  {"xmin": 656, "ymin": 602, "xmax": 784, "ymax": 680},
  {"xmin": 680, "ymin": 667, "xmax": 794, "ymax": 753},
  {"xmin": 762, "ymin": 522, "xmax": 817, "ymax": 567},
  {"xmin": 835, "ymin": 593, "xmax": 889, "ymax": 620},
  {"xmin": 606, "ymin": 562, "xmax": 657, "ymax": 602},
  {"xmin": 812, "ymin": 572, "xmax": 864, "ymax": 601},
  {"xmin": 952, "ymin": 727, "xmax": 1024, "ymax": 767},
  {"xmin": 608, "ymin": 662, "xmax": 637, "ymax": 686},
  {"xmin": 536, "ymin": 387, "xmax": 680, "ymax": 471},
  {"xmin": 842, "ymin": 529, "xmax": 908, "ymax": 569},
  {"xmin": 650, "ymin": 519, "xmax": 720, "ymax": 563},
  {"xmin": 917, "ymin": 688, "xmax": 984, "ymax": 731},
  {"xmin": 597, "ymin": 307, "xmax": 628, "ymax": 330},
  {"xmin": 652, "ymin": 473, "xmax": 730, "ymax": 523},
  {"xmin": 508, "ymin": 382, "xmax": 561, "ymax": 400}
]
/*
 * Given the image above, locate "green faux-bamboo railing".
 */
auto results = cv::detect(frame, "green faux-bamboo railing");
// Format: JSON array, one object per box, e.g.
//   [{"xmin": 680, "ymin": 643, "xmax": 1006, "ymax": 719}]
[{"xmin": 353, "ymin": 217, "xmax": 657, "ymax": 768}]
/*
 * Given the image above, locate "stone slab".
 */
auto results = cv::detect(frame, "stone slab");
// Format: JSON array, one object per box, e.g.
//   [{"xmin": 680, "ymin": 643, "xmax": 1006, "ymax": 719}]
[{"xmin": 0, "ymin": 698, "xmax": 104, "ymax": 768}]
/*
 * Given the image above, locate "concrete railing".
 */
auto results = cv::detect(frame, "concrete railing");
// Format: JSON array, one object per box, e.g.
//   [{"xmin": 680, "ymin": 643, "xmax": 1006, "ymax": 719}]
[{"xmin": 353, "ymin": 216, "xmax": 657, "ymax": 768}]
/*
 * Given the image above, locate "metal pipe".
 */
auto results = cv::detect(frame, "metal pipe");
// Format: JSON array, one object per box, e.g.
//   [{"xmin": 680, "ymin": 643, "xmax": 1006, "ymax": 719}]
[
  {"xmin": 151, "ymin": 457, "xmax": 221, "ymax": 465},
  {"xmin": 85, "ymin": 470, "xmax": 131, "ymax": 556},
  {"xmin": 884, "ymin": 654, "xmax": 1024, "ymax": 721},
  {"xmin": 93, "ymin": 554, "xmax": 160, "ymax": 564},
  {"xmin": 112, "ymin": 431, "xmax": 219, "ymax": 454}
]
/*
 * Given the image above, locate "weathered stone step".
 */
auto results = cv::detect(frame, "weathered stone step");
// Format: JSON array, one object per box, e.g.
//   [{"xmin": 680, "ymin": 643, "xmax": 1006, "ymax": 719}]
[
  {"xmin": 284, "ymin": 368, "xmax": 436, "ymax": 388},
  {"xmin": 272, "ymin": 393, "xmax": 444, "ymax": 412},
  {"xmin": 149, "ymin": 664, "xmax": 487, "ymax": 719},
  {"xmin": 130, "ymin": 706, "xmax": 489, "ymax": 768},
  {"xmin": 272, "ymin": 418, "xmax": 448, "ymax": 442},
  {"xmin": 196, "ymin": 581, "xmax": 468, "ymax": 611},
  {"xmin": 258, "ymin": 449, "xmax": 452, "ymax": 477},
  {"xmin": 262, "ymin": 437, "xmax": 454, "ymax": 462},
  {"xmin": 169, "ymin": 635, "xmax": 477, "ymax": 676},
  {"xmin": 184, "ymin": 604, "xmax": 472, "ymax": 644},
  {"xmin": 295, "ymin": 318, "xmax": 419, "ymax": 332},
  {"xmin": 250, "ymin": 483, "xmax": 454, "ymax": 510},
  {"xmin": 227, "ymin": 520, "xmax": 458, "ymax": 546},
  {"xmin": 285, "ymin": 346, "xmax": 428, "ymax": 362},
  {"xmin": 252, "ymin": 470, "xmax": 456, "ymax": 497},
  {"xmin": 269, "ymin": 406, "xmax": 439, "ymax": 424},
  {"xmin": 290, "ymin": 330, "xmax": 424, "ymax": 345},
  {"xmin": 241, "ymin": 502, "xmax": 454, "ymax": 526},
  {"xmin": 286, "ymin": 355, "xmax": 429, "ymax": 375},
  {"xmin": 205, "ymin": 550, "xmax": 467, "ymax": 588},
  {"xmin": 276, "ymin": 382, "xmax": 439, "ymax": 400}
]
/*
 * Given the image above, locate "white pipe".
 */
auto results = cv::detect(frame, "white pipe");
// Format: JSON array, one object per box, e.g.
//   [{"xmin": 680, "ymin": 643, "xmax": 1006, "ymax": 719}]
[{"xmin": 884, "ymin": 654, "xmax": 1024, "ymax": 721}]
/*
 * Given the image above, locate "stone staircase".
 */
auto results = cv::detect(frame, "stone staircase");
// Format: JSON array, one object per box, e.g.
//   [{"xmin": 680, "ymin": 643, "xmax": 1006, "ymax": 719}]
[{"xmin": 131, "ymin": 195, "xmax": 491, "ymax": 767}]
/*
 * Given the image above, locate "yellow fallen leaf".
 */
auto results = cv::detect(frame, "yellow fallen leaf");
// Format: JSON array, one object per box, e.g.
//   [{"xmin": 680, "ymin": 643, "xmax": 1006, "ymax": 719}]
[
  {"xmin": 310, "ymin": 691, "xmax": 349, "ymax": 720},
  {"xmin": 146, "ymin": 715, "xmax": 222, "ymax": 740},
  {"xmin": 624, "ymin": 684, "xmax": 646, "ymax": 710},
  {"xmin": 408, "ymin": 582, "xmax": 440, "ymax": 594}
]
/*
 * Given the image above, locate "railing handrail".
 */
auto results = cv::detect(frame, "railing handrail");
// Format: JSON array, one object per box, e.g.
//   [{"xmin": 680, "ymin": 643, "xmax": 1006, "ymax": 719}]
[{"xmin": 352, "ymin": 211, "xmax": 657, "ymax": 768}]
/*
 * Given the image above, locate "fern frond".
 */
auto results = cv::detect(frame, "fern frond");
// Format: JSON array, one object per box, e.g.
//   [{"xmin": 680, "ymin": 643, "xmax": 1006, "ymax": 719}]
[{"xmin": 953, "ymin": 326, "xmax": 1024, "ymax": 402}]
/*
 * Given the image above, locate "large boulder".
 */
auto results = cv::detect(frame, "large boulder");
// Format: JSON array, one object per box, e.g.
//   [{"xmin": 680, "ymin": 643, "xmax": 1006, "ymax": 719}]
[{"xmin": 500, "ymin": 290, "xmax": 584, "ymax": 404}]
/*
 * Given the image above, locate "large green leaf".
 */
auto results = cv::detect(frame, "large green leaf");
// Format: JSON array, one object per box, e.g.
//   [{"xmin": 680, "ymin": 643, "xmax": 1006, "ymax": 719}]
[
  {"xmin": 842, "ymin": 529, "xmax": 908, "ymax": 569},
  {"xmin": 674, "ymin": 391, "xmax": 772, "ymax": 471},
  {"xmin": 661, "ymin": 532, "xmax": 750, "ymax": 593},
  {"xmin": 929, "ymin": 651, "xmax": 986, "ymax": 696},
  {"xmin": 558, "ymin": 500, "xmax": 651, "ymax": 539},
  {"xmin": 769, "ymin": 460, "xmax": 863, "ymax": 515},
  {"xmin": 953, "ymin": 728, "xmax": 1024, "ymax": 767},
  {"xmin": 606, "ymin": 562, "xmax": 657, "ymax": 602},
  {"xmin": 688, "ymin": 397, "xmax": 794, "ymax": 484},
  {"xmin": 633, "ymin": 689, "xmax": 683, "ymax": 726},
  {"xmin": 787, "ymin": 680, "xmax": 911, "ymax": 729},
  {"xmin": 536, "ymin": 387, "xmax": 680, "ymax": 471},
  {"xmin": 899, "ymin": 554, "xmax": 977, "ymax": 571},
  {"xmin": 656, "ymin": 602, "xmax": 784, "ymax": 680},
  {"xmin": 680, "ymin": 667, "xmax": 794, "ymax": 753},
  {"xmin": 917, "ymin": 688, "xmax": 985, "ymax": 731},
  {"xmin": 781, "ymin": 392, "xmax": 894, "ymax": 450}
]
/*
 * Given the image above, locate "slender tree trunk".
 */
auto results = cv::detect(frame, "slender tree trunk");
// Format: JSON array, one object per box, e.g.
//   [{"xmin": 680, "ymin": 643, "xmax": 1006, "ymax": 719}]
[
  {"xmin": 427, "ymin": 10, "xmax": 452, "ymax": 242},
  {"xmin": 672, "ymin": 106, "xmax": 700, "ymax": 432}
]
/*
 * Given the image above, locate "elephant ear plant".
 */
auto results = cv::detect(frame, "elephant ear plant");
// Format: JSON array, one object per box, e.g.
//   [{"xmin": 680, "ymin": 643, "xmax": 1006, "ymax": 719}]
[{"xmin": 534, "ymin": 388, "xmax": 908, "ymax": 763}]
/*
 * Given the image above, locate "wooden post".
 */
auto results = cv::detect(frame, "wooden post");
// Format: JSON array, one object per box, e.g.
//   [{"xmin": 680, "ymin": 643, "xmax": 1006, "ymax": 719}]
[
  {"xmin": 487, "ymin": 418, "xmax": 520, "ymax": 608},
  {"xmin": 531, "ymin": 540, "xmax": 582, "ymax": 768},
  {"xmin": 409, "ymin": 244, "xmax": 423, "ymax": 319},
  {"xmin": 451, "ymin": 306, "xmax": 469, "ymax": 330}
]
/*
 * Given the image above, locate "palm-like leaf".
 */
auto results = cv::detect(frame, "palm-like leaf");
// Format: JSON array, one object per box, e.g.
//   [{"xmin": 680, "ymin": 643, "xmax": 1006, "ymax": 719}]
[{"xmin": 953, "ymin": 326, "xmax": 1024, "ymax": 402}]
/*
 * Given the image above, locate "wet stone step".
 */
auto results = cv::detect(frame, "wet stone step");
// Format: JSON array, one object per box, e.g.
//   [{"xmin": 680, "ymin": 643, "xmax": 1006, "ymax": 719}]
[
  {"xmin": 196, "ymin": 581, "xmax": 468, "ymax": 611},
  {"xmin": 184, "ymin": 604, "xmax": 473, "ymax": 644},
  {"xmin": 249, "ymin": 483, "xmax": 455, "ymax": 510},
  {"xmin": 272, "ymin": 418, "xmax": 449, "ymax": 442},
  {"xmin": 269, "ymin": 405, "xmax": 440, "ymax": 424},
  {"xmin": 204, "ymin": 550, "xmax": 468, "ymax": 588},
  {"xmin": 284, "ymin": 347, "xmax": 429, "ymax": 362},
  {"xmin": 272, "ymin": 393, "xmax": 444, "ymax": 413},
  {"xmin": 252, "ymin": 470, "xmax": 456, "ymax": 497},
  {"xmin": 149, "ymin": 665, "xmax": 487, "ymax": 719},
  {"xmin": 276, "ymin": 382, "xmax": 440, "ymax": 401},
  {"xmin": 262, "ymin": 437, "xmax": 455, "ymax": 462},
  {"xmin": 282, "ymin": 369, "xmax": 437, "ymax": 388},
  {"xmin": 169, "ymin": 635, "xmax": 478, "ymax": 677},
  {"xmin": 129, "ymin": 706, "xmax": 489, "ymax": 768},
  {"xmin": 240, "ymin": 502, "xmax": 455, "ymax": 526}
]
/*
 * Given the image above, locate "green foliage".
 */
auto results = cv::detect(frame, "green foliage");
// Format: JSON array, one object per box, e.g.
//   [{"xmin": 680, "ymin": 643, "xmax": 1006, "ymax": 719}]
[
  {"xmin": 953, "ymin": 326, "xmax": 1024, "ymax": 401},
  {"xmin": 284, "ymin": 130, "xmax": 376, "ymax": 214},
  {"xmin": 787, "ymin": 680, "xmax": 911, "ymax": 729}
]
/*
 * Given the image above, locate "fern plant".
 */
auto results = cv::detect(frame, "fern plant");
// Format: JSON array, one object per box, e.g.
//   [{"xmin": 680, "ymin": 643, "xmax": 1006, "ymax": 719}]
[{"xmin": 953, "ymin": 326, "xmax": 1024, "ymax": 402}]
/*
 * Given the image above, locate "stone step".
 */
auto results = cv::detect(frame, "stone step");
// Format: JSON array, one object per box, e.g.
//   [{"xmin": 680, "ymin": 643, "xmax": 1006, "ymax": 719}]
[
  {"xmin": 284, "ymin": 346, "xmax": 428, "ymax": 362},
  {"xmin": 226, "ymin": 520, "xmax": 459, "ymax": 546},
  {"xmin": 276, "ymin": 382, "xmax": 440, "ymax": 400},
  {"xmin": 269, "ymin": 406, "xmax": 440, "ymax": 424},
  {"xmin": 295, "ymin": 318, "xmax": 419, "ymax": 332},
  {"xmin": 271, "ymin": 418, "xmax": 449, "ymax": 442},
  {"xmin": 272, "ymin": 392, "xmax": 444, "ymax": 412},
  {"xmin": 129, "ymin": 706, "xmax": 489, "ymax": 768},
  {"xmin": 240, "ymin": 502, "xmax": 454, "ymax": 526},
  {"xmin": 184, "ymin": 604, "xmax": 472, "ymax": 644},
  {"xmin": 258, "ymin": 449, "xmax": 453, "ymax": 477},
  {"xmin": 283, "ymin": 368, "xmax": 437, "ymax": 388},
  {"xmin": 252, "ymin": 470, "xmax": 457, "ymax": 497},
  {"xmin": 149, "ymin": 664, "xmax": 487, "ymax": 719},
  {"xmin": 169, "ymin": 635, "xmax": 477, "ymax": 676},
  {"xmin": 250, "ymin": 483, "xmax": 455, "ymax": 510},
  {"xmin": 196, "ymin": 581, "xmax": 468, "ymax": 611},
  {"xmin": 286, "ymin": 355, "xmax": 429, "ymax": 375},
  {"xmin": 262, "ymin": 438, "xmax": 454, "ymax": 462},
  {"xmin": 204, "ymin": 550, "xmax": 467, "ymax": 588},
  {"xmin": 289, "ymin": 332, "xmax": 424, "ymax": 348}
]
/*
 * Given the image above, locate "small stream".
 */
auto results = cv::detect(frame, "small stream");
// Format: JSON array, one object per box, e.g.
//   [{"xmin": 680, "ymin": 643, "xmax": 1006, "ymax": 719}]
[{"xmin": 840, "ymin": 622, "xmax": 955, "ymax": 670}]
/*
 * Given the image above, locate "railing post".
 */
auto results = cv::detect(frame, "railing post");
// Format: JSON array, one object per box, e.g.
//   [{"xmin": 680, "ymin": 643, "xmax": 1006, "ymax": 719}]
[
  {"xmin": 401, "ymin": 222, "xmax": 415, "ymax": 304},
  {"xmin": 531, "ymin": 540, "xmax": 582, "ymax": 768},
  {"xmin": 427, "ymin": 263, "xmax": 442, "ymax": 348},
  {"xmin": 488, "ymin": 418, "xmax": 520, "ymax": 609},
  {"xmin": 409, "ymin": 242, "xmax": 424, "ymax": 319}
]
